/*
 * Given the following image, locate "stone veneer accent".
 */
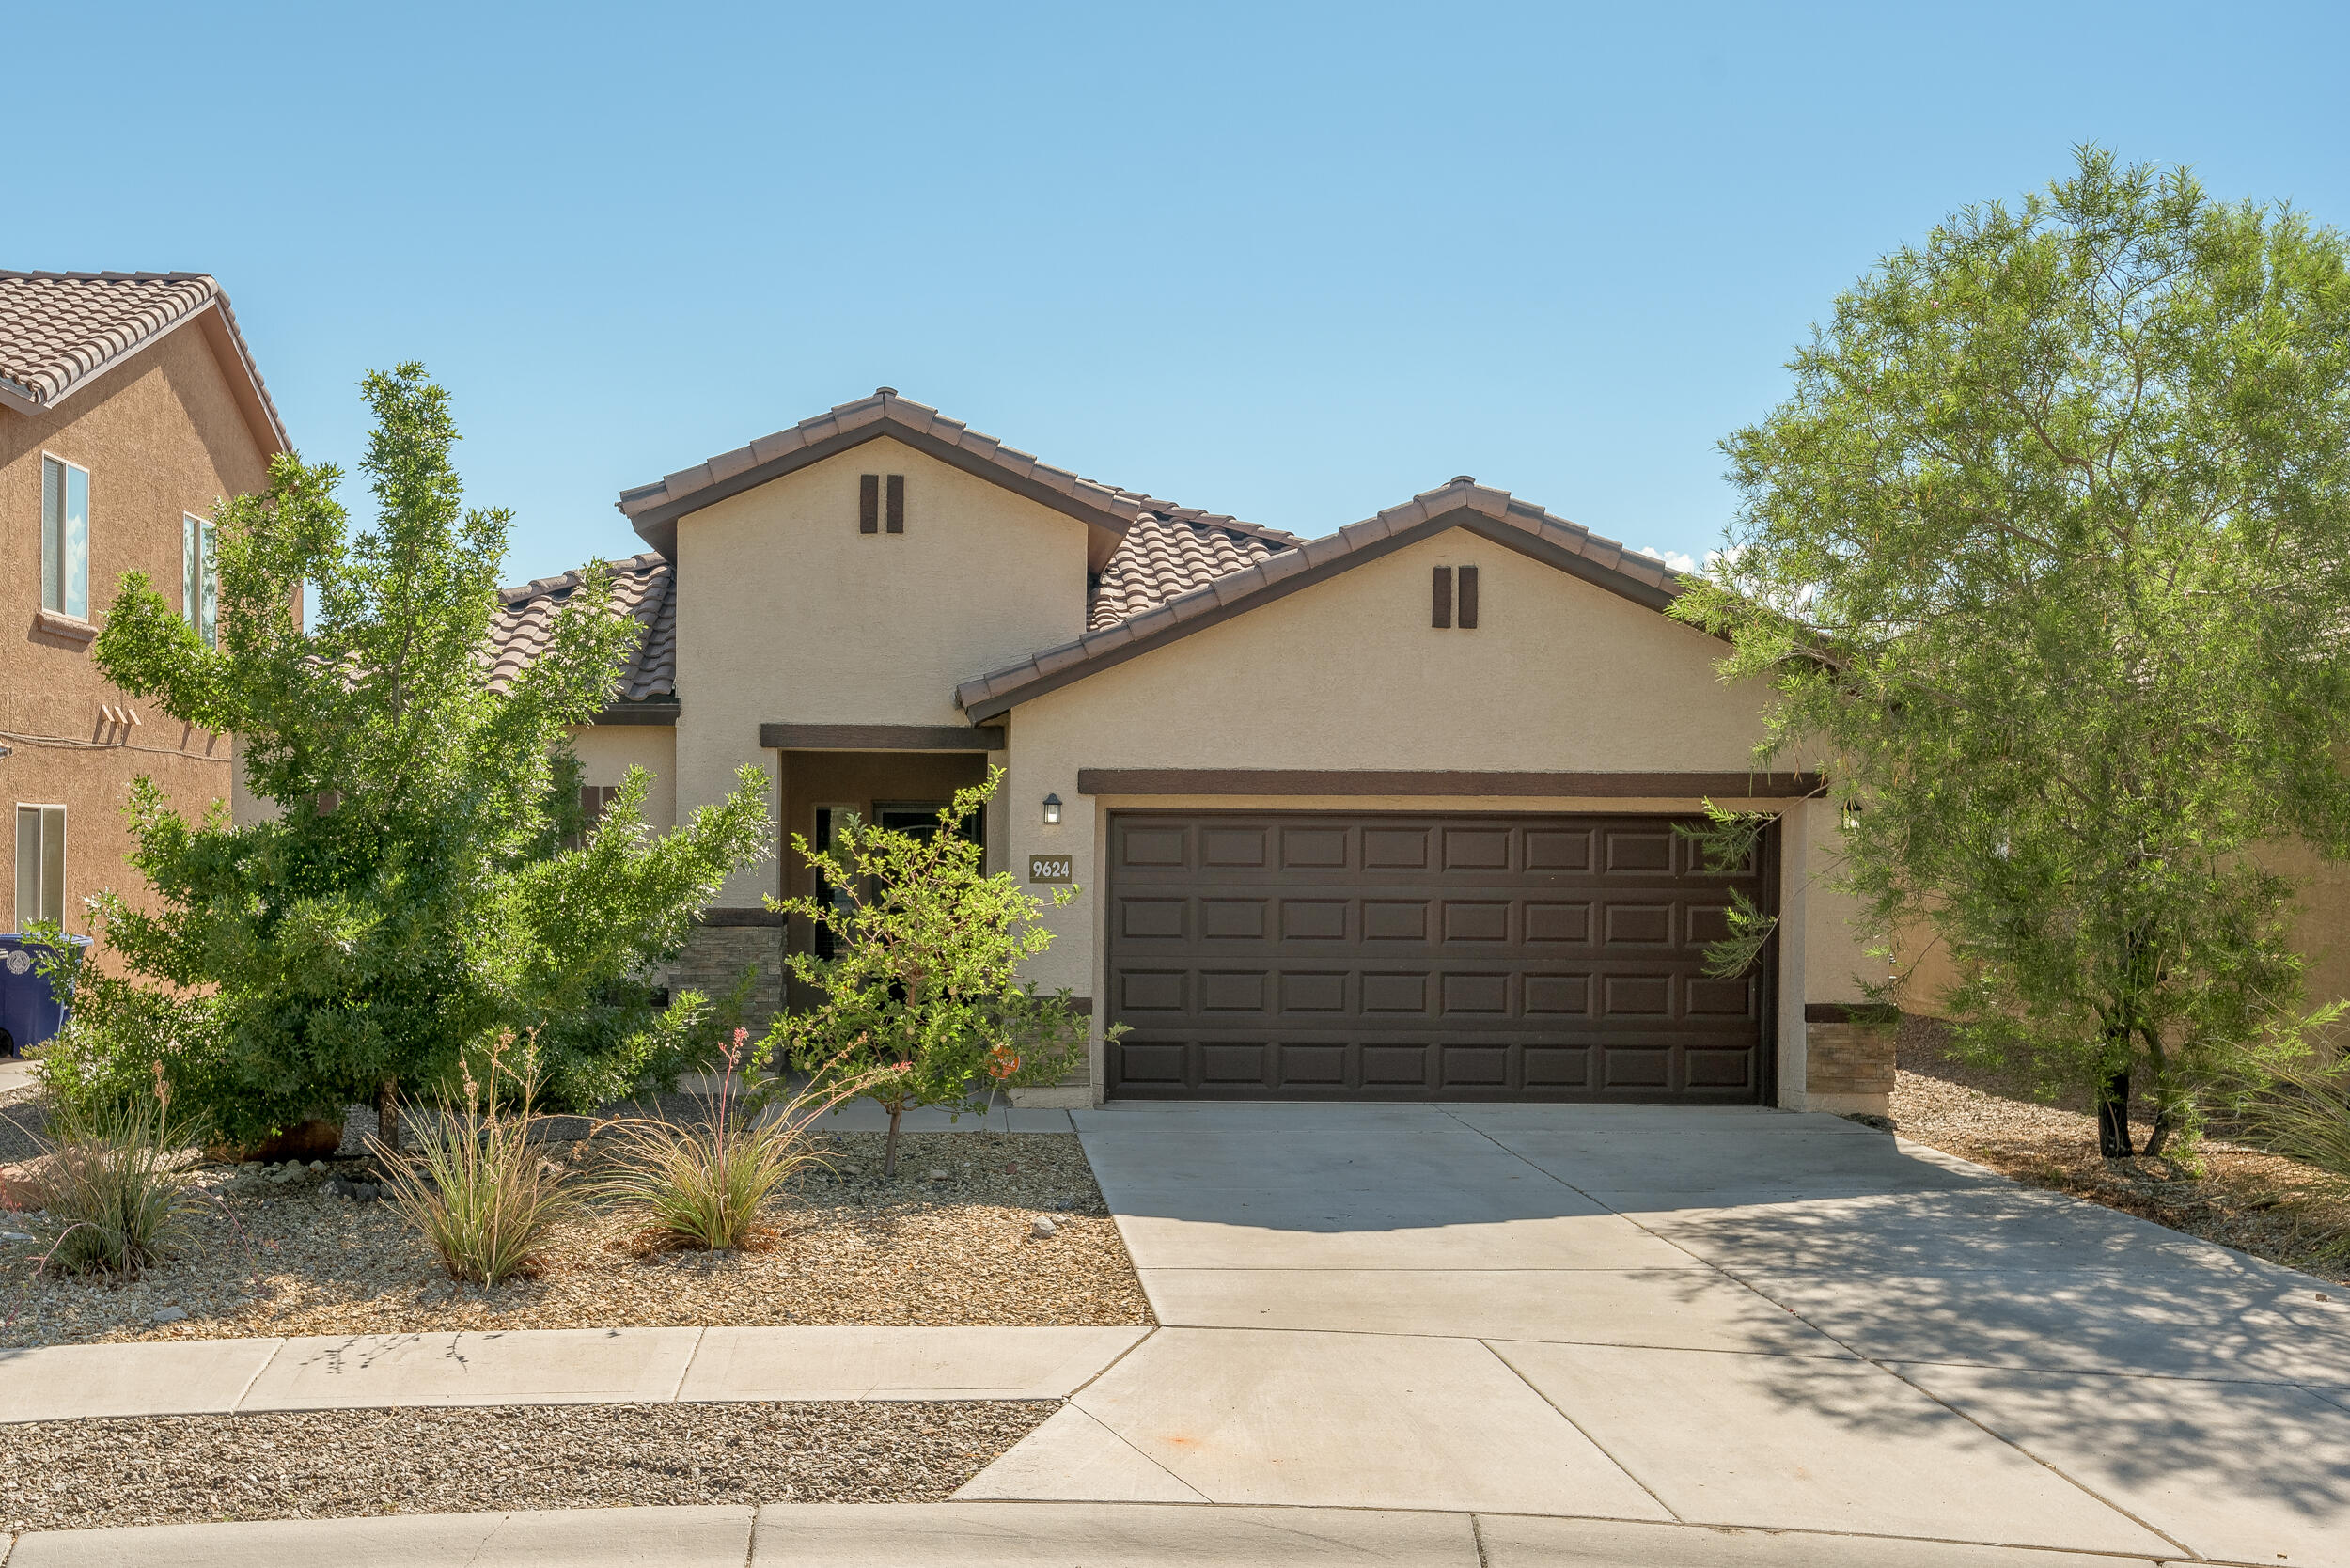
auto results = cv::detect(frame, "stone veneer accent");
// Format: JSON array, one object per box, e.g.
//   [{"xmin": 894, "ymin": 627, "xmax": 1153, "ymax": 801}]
[
  {"xmin": 661, "ymin": 924, "xmax": 785, "ymax": 1029},
  {"xmin": 1804, "ymin": 1011, "xmax": 1896, "ymax": 1115}
]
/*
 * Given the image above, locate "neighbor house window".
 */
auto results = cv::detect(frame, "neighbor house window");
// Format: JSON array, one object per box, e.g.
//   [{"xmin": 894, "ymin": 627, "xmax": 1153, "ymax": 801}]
[
  {"xmin": 183, "ymin": 514, "xmax": 218, "ymax": 648},
  {"xmin": 14, "ymin": 806, "xmax": 66, "ymax": 930},
  {"xmin": 40, "ymin": 456, "xmax": 89, "ymax": 619}
]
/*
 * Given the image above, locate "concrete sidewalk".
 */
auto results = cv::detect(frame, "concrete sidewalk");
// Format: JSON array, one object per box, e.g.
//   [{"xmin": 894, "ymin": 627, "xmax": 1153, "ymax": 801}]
[
  {"xmin": 0, "ymin": 1502, "xmax": 2206, "ymax": 1566},
  {"xmin": 0, "ymin": 1326, "xmax": 1146, "ymax": 1423}
]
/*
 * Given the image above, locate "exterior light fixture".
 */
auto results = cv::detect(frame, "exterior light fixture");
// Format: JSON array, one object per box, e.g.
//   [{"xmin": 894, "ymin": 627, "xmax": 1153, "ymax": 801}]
[{"xmin": 1042, "ymin": 793, "xmax": 1062, "ymax": 826}]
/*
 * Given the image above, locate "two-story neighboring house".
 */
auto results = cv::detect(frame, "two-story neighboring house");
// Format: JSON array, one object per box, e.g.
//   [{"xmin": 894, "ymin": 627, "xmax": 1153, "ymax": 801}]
[
  {"xmin": 1, "ymin": 272, "xmax": 287, "ymax": 939},
  {"xmin": 487, "ymin": 389, "xmax": 1929, "ymax": 1113}
]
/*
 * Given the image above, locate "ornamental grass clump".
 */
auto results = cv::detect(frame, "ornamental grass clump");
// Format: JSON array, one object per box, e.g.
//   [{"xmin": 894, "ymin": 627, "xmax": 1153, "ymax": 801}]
[
  {"xmin": 2241, "ymin": 1053, "xmax": 2350, "ymax": 1264},
  {"xmin": 369, "ymin": 1033, "xmax": 571, "ymax": 1285},
  {"xmin": 23, "ymin": 1065, "xmax": 207, "ymax": 1278},
  {"xmin": 596, "ymin": 1029, "xmax": 878, "ymax": 1252}
]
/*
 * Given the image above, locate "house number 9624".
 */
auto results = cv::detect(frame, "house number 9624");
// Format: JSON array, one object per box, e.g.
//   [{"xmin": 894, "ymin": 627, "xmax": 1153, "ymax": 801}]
[{"xmin": 1028, "ymin": 855, "xmax": 1073, "ymax": 885}]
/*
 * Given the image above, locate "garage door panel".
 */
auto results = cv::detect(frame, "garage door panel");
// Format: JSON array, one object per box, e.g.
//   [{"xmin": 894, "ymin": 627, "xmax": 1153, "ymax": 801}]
[
  {"xmin": 1104, "ymin": 812, "xmax": 1771, "ymax": 1102},
  {"xmin": 1363, "ymin": 900, "xmax": 1430, "ymax": 940},
  {"xmin": 1200, "ymin": 899, "xmax": 1269, "ymax": 939},
  {"xmin": 1442, "ymin": 901, "xmax": 1512, "ymax": 943}
]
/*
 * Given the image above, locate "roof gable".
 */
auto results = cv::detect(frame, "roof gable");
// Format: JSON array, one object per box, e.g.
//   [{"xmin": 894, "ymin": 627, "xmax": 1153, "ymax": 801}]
[
  {"xmin": 620, "ymin": 389, "xmax": 1308, "ymax": 573},
  {"xmin": 955, "ymin": 476, "xmax": 1686, "ymax": 723},
  {"xmin": 0, "ymin": 271, "xmax": 289, "ymax": 452}
]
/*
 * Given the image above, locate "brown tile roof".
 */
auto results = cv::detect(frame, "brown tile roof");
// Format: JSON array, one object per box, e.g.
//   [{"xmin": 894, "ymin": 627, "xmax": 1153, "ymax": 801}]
[
  {"xmin": 1090, "ymin": 510, "xmax": 1301, "ymax": 631},
  {"xmin": 0, "ymin": 271, "xmax": 288, "ymax": 448},
  {"xmin": 956, "ymin": 476, "xmax": 1684, "ymax": 722},
  {"xmin": 488, "ymin": 552, "xmax": 676, "ymax": 711}
]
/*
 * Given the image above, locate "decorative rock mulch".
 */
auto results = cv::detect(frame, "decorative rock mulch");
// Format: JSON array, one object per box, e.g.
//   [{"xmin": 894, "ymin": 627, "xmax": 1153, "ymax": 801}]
[
  {"xmin": 1, "ymin": 1130, "xmax": 1152, "ymax": 1347},
  {"xmin": 0, "ymin": 1400, "xmax": 1052, "ymax": 1531},
  {"xmin": 1890, "ymin": 1016, "xmax": 2350, "ymax": 1285}
]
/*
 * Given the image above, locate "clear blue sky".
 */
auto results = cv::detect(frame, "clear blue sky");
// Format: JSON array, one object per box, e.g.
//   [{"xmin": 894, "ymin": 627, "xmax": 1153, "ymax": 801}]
[{"xmin": 20, "ymin": 1, "xmax": 2348, "ymax": 583}]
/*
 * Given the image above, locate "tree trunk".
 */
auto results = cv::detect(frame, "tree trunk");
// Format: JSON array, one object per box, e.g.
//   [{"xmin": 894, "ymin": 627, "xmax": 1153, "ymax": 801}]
[
  {"xmin": 2138, "ymin": 1026, "xmax": 2175, "ymax": 1158},
  {"xmin": 376, "ymin": 1077, "xmax": 401, "ymax": 1154},
  {"xmin": 884, "ymin": 1103, "xmax": 903, "ymax": 1180},
  {"xmin": 2095, "ymin": 1067, "xmax": 2133, "ymax": 1158}
]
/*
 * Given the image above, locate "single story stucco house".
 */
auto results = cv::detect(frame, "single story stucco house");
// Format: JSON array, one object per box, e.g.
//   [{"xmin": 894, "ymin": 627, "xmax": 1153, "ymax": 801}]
[{"xmin": 494, "ymin": 389, "xmax": 2350, "ymax": 1114}]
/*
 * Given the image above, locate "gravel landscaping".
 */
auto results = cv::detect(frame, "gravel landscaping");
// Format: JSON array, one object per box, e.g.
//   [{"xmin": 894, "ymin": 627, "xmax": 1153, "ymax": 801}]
[
  {"xmin": 1, "ymin": 1129, "xmax": 1151, "ymax": 1347},
  {"xmin": 1889, "ymin": 1015, "xmax": 2350, "ymax": 1285},
  {"xmin": 0, "ymin": 1400, "xmax": 1053, "ymax": 1531}
]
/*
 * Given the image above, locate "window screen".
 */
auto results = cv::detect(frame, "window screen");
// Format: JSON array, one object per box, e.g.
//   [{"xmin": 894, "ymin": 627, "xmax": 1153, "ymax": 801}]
[
  {"xmin": 41, "ymin": 457, "xmax": 88, "ymax": 619},
  {"xmin": 14, "ymin": 806, "xmax": 66, "ymax": 930}
]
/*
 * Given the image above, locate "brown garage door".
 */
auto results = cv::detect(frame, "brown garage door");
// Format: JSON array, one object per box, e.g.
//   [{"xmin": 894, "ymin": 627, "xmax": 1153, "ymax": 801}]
[{"xmin": 1104, "ymin": 811, "xmax": 1774, "ymax": 1102}]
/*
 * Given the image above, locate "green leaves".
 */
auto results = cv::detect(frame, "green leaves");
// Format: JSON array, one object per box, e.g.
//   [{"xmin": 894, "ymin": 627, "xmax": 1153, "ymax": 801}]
[
  {"xmin": 769, "ymin": 770, "xmax": 1090, "ymax": 1137},
  {"xmin": 54, "ymin": 366, "xmax": 773, "ymax": 1145},
  {"xmin": 1680, "ymin": 148, "xmax": 2350, "ymax": 1149}
]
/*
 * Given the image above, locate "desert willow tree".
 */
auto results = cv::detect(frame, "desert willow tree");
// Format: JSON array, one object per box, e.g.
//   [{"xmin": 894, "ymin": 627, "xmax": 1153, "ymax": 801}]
[
  {"xmin": 68, "ymin": 365, "xmax": 771, "ymax": 1148},
  {"xmin": 1672, "ymin": 149, "xmax": 2350, "ymax": 1158}
]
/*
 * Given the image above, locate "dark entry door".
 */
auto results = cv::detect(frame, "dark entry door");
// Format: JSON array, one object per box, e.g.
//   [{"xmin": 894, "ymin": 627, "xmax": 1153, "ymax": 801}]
[{"xmin": 1103, "ymin": 811, "xmax": 1773, "ymax": 1102}]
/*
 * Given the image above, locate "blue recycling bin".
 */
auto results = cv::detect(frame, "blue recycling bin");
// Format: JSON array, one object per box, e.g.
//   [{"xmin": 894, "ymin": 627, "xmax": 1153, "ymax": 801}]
[{"xmin": 0, "ymin": 934, "xmax": 89, "ymax": 1056}]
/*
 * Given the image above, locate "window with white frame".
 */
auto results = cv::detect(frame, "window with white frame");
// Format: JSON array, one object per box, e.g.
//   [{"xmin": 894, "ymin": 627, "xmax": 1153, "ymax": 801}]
[
  {"xmin": 39, "ymin": 455, "xmax": 89, "ymax": 620},
  {"xmin": 14, "ymin": 806, "xmax": 66, "ymax": 931},
  {"xmin": 183, "ymin": 514, "xmax": 218, "ymax": 647}
]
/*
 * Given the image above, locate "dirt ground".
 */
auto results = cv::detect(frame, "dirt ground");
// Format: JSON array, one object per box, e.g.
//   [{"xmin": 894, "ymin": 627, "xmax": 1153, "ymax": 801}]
[
  {"xmin": 0, "ymin": 1400, "xmax": 1053, "ymax": 1531},
  {"xmin": 1, "ymin": 1128, "xmax": 1152, "ymax": 1347},
  {"xmin": 1889, "ymin": 1015, "xmax": 2350, "ymax": 1285}
]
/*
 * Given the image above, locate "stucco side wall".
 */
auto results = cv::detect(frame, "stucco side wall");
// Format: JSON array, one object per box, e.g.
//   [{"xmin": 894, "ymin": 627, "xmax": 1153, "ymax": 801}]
[
  {"xmin": 3, "ymin": 321, "xmax": 274, "ymax": 935},
  {"xmin": 571, "ymin": 724, "xmax": 678, "ymax": 830},
  {"xmin": 672, "ymin": 435, "xmax": 1090, "ymax": 906}
]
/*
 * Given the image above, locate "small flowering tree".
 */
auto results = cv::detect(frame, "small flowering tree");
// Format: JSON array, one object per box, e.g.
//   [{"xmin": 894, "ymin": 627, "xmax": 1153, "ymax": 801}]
[{"xmin": 767, "ymin": 771, "xmax": 1094, "ymax": 1178}]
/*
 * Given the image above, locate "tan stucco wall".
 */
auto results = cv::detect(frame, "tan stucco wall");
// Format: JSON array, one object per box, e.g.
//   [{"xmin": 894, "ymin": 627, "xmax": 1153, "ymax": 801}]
[
  {"xmin": 2, "ymin": 321, "xmax": 274, "ymax": 937},
  {"xmin": 670, "ymin": 435, "xmax": 1090, "ymax": 906},
  {"xmin": 2275, "ymin": 840, "xmax": 2350, "ymax": 1011},
  {"xmin": 994, "ymin": 526, "xmax": 1861, "ymax": 1105},
  {"xmin": 570, "ymin": 724, "xmax": 678, "ymax": 830}
]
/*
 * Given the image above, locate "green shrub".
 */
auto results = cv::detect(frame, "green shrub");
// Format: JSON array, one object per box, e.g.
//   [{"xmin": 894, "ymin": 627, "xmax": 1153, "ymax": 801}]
[{"xmin": 370, "ymin": 1036, "xmax": 572, "ymax": 1285}]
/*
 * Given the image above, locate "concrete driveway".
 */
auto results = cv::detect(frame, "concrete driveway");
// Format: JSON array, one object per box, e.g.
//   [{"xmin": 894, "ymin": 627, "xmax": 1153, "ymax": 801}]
[{"xmin": 961, "ymin": 1102, "xmax": 2350, "ymax": 1565}]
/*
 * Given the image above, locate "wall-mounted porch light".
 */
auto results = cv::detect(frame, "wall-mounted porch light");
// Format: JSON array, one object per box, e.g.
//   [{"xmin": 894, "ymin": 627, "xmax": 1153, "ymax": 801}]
[{"xmin": 1042, "ymin": 793, "xmax": 1062, "ymax": 826}]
